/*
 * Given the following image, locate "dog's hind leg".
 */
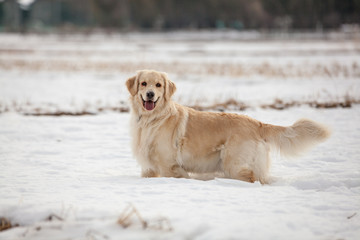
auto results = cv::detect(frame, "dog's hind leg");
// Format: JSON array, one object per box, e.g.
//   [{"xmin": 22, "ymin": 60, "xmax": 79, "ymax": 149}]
[
  {"xmin": 223, "ymin": 161, "xmax": 256, "ymax": 183},
  {"xmin": 159, "ymin": 164, "xmax": 189, "ymax": 178},
  {"xmin": 227, "ymin": 166, "xmax": 256, "ymax": 183},
  {"xmin": 141, "ymin": 168, "xmax": 160, "ymax": 178},
  {"xmin": 222, "ymin": 140, "xmax": 271, "ymax": 184},
  {"xmin": 221, "ymin": 140, "xmax": 253, "ymax": 183}
]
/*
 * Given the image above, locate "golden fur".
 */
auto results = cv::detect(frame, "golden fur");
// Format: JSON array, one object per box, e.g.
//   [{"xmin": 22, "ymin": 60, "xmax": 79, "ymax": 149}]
[{"xmin": 126, "ymin": 70, "xmax": 331, "ymax": 184}]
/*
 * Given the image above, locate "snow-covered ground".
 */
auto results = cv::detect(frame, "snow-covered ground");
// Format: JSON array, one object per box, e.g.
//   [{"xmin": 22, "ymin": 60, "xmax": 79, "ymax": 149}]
[
  {"xmin": 1, "ymin": 32, "xmax": 359, "ymax": 113},
  {"xmin": 0, "ymin": 32, "xmax": 359, "ymax": 239}
]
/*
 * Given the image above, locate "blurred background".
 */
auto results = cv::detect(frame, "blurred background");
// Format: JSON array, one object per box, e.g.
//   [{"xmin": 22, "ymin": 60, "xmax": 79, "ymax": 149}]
[
  {"xmin": 1, "ymin": 3, "xmax": 360, "ymax": 240},
  {"xmin": 0, "ymin": 0, "xmax": 359, "ymax": 116},
  {"xmin": 0, "ymin": 0, "xmax": 359, "ymax": 34}
]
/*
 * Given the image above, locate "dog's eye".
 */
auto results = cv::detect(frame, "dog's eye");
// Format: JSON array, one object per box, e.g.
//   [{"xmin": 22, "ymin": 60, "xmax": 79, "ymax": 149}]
[
  {"xmin": 141, "ymin": 82, "xmax": 147, "ymax": 87},
  {"xmin": 156, "ymin": 83, "xmax": 161, "ymax": 88}
]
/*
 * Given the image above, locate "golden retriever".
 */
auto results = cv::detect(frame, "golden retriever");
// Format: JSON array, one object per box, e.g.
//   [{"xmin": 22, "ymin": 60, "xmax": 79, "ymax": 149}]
[{"xmin": 126, "ymin": 70, "xmax": 330, "ymax": 184}]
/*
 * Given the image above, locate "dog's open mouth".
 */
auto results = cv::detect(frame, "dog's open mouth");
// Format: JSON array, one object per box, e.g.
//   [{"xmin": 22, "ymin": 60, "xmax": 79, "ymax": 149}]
[{"xmin": 142, "ymin": 96, "xmax": 159, "ymax": 111}]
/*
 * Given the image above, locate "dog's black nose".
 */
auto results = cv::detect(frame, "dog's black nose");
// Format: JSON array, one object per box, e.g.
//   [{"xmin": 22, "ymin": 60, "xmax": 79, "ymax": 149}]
[{"xmin": 146, "ymin": 91, "xmax": 155, "ymax": 100}]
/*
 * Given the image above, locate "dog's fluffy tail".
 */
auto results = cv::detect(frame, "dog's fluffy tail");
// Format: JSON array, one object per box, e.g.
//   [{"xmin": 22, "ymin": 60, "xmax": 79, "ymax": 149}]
[{"xmin": 261, "ymin": 119, "xmax": 331, "ymax": 157}]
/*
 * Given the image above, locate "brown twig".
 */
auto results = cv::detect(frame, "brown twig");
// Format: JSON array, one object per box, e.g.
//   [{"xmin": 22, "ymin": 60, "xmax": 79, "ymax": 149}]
[
  {"xmin": 117, "ymin": 204, "xmax": 173, "ymax": 231},
  {"xmin": 0, "ymin": 217, "xmax": 18, "ymax": 232},
  {"xmin": 46, "ymin": 214, "xmax": 64, "ymax": 222},
  {"xmin": 118, "ymin": 204, "xmax": 147, "ymax": 229}
]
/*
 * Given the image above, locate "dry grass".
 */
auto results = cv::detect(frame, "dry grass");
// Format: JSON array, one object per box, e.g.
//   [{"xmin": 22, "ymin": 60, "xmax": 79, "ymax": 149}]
[
  {"xmin": 118, "ymin": 204, "xmax": 148, "ymax": 229},
  {"xmin": 21, "ymin": 106, "xmax": 130, "ymax": 116},
  {"xmin": 1, "ymin": 59, "xmax": 359, "ymax": 78},
  {"xmin": 118, "ymin": 204, "xmax": 173, "ymax": 232},
  {"xmin": 347, "ymin": 212, "xmax": 357, "ymax": 220},
  {"xmin": 192, "ymin": 97, "xmax": 359, "ymax": 112},
  {"xmin": 45, "ymin": 214, "xmax": 64, "ymax": 222},
  {"xmin": 0, "ymin": 206, "xmax": 172, "ymax": 236},
  {"xmin": 0, "ymin": 214, "xmax": 65, "ymax": 233},
  {"xmin": 0, "ymin": 102, "xmax": 130, "ymax": 116},
  {"xmin": 0, "ymin": 96, "xmax": 359, "ymax": 116},
  {"xmin": 262, "ymin": 96, "xmax": 359, "ymax": 110},
  {"xmin": 190, "ymin": 99, "xmax": 248, "ymax": 112},
  {"xmin": 0, "ymin": 217, "xmax": 17, "ymax": 232}
]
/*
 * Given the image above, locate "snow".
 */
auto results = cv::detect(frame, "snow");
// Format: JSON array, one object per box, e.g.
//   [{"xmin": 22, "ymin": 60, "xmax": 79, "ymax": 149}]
[
  {"xmin": 0, "ymin": 32, "xmax": 360, "ymax": 239},
  {"xmin": 1, "ymin": 33, "xmax": 359, "ymax": 114}
]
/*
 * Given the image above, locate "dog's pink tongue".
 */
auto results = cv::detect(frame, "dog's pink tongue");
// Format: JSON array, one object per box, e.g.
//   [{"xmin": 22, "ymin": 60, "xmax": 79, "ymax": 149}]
[{"xmin": 144, "ymin": 101, "xmax": 155, "ymax": 111}]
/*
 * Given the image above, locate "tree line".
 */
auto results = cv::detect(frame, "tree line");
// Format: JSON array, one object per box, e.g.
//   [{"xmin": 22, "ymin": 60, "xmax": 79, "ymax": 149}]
[
  {"xmin": 1, "ymin": 0, "xmax": 359, "ymax": 31},
  {"xmin": 92, "ymin": 0, "xmax": 360, "ymax": 30}
]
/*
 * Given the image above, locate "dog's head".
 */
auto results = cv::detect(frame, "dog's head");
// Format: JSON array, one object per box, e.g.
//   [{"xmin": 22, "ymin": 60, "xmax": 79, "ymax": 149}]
[{"xmin": 126, "ymin": 70, "xmax": 176, "ymax": 113}]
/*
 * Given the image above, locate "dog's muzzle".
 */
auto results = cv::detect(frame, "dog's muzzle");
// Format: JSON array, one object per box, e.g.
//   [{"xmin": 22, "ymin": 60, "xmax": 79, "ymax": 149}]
[{"xmin": 142, "ymin": 91, "xmax": 158, "ymax": 111}]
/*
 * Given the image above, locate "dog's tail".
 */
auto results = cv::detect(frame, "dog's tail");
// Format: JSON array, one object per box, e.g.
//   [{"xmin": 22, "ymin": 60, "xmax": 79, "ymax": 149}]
[{"xmin": 261, "ymin": 119, "xmax": 331, "ymax": 157}]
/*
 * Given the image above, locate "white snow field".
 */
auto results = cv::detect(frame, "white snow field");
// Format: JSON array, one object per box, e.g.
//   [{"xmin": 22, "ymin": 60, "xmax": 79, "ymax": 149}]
[{"xmin": 0, "ymin": 32, "xmax": 360, "ymax": 239}]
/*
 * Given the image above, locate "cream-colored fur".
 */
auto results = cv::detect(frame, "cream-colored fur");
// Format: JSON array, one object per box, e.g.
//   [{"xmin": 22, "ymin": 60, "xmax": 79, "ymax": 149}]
[{"xmin": 126, "ymin": 70, "xmax": 331, "ymax": 184}]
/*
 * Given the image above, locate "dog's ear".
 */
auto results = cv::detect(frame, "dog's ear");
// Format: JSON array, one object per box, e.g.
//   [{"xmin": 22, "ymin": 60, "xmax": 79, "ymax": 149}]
[
  {"xmin": 167, "ymin": 79, "xmax": 176, "ymax": 98},
  {"xmin": 126, "ymin": 75, "xmax": 138, "ymax": 96},
  {"xmin": 162, "ymin": 73, "xmax": 176, "ymax": 101}
]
